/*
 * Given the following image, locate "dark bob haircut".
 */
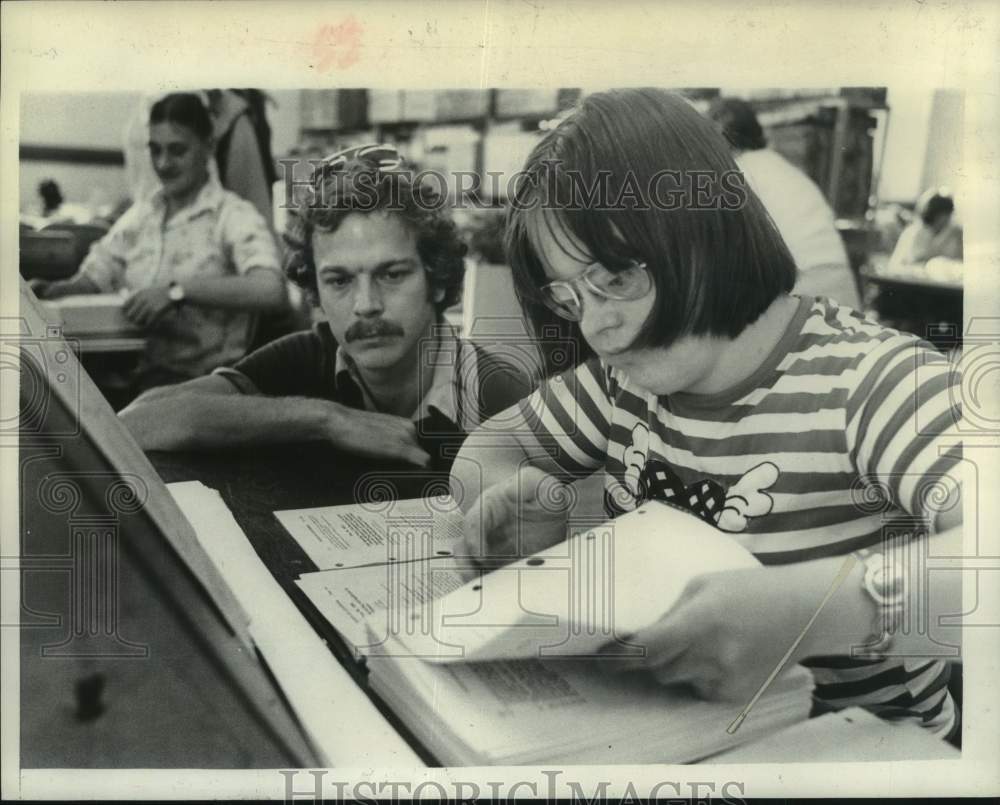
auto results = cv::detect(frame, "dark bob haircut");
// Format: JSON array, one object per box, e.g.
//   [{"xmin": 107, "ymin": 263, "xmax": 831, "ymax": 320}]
[
  {"xmin": 917, "ymin": 188, "xmax": 955, "ymax": 226},
  {"xmin": 283, "ymin": 155, "xmax": 467, "ymax": 313},
  {"xmin": 706, "ymin": 97, "xmax": 768, "ymax": 152},
  {"xmin": 505, "ymin": 88, "xmax": 797, "ymax": 353},
  {"xmin": 149, "ymin": 93, "xmax": 214, "ymax": 141}
]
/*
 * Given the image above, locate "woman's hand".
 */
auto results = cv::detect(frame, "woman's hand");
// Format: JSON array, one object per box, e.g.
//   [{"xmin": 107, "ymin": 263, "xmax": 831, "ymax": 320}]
[
  {"xmin": 123, "ymin": 286, "xmax": 174, "ymax": 328},
  {"xmin": 601, "ymin": 563, "xmax": 848, "ymax": 703},
  {"xmin": 460, "ymin": 466, "xmax": 572, "ymax": 577}
]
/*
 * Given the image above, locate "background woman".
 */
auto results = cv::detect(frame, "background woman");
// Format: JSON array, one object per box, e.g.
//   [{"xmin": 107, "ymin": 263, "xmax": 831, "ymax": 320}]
[{"xmin": 31, "ymin": 93, "xmax": 285, "ymax": 397}]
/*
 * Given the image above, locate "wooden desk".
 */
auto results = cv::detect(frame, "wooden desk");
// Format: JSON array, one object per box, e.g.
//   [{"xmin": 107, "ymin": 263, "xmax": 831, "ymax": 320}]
[
  {"xmin": 148, "ymin": 446, "xmax": 961, "ymax": 766},
  {"xmin": 69, "ymin": 334, "xmax": 147, "ymax": 354},
  {"xmin": 861, "ymin": 254, "xmax": 964, "ymax": 294},
  {"xmin": 861, "ymin": 255, "xmax": 963, "ymax": 351},
  {"xmin": 708, "ymin": 707, "xmax": 959, "ymax": 763}
]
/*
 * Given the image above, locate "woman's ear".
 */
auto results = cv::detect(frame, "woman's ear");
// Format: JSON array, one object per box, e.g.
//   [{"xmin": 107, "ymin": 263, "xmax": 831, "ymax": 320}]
[{"xmin": 433, "ymin": 286, "xmax": 446, "ymax": 304}]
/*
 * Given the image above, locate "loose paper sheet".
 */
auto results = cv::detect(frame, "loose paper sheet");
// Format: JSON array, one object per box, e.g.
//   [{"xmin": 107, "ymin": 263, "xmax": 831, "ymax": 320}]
[{"xmin": 275, "ymin": 496, "xmax": 465, "ymax": 570}]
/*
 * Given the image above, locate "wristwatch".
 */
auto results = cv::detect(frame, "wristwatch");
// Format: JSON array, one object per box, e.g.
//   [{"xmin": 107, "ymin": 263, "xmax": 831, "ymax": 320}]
[
  {"xmin": 168, "ymin": 281, "xmax": 186, "ymax": 307},
  {"xmin": 852, "ymin": 544, "xmax": 906, "ymax": 654}
]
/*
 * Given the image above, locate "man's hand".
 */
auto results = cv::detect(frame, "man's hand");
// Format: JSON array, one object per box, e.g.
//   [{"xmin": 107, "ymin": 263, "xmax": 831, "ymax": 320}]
[
  {"xmin": 601, "ymin": 565, "xmax": 826, "ymax": 703},
  {"xmin": 123, "ymin": 287, "xmax": 174, "ymax": 328},
  {"xmin": 327, "ymin": 406, "xmax": 431, "ymax": 467},
  {"xmin": 461, "ymin": 466, "xmax": 572, "ymax": 577}
]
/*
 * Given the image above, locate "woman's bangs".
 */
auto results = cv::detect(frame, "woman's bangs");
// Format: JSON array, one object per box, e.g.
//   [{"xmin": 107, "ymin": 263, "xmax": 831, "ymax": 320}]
[{"xmin": 562, "ymin": 202, "xmax": 643, "ymax": 272}]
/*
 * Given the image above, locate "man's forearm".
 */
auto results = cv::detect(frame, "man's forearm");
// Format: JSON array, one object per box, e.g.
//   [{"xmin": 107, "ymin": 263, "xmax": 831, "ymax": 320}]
[
  {"xmin": 39, "ymin": 273, "xmax": 102, "ymax": 299},
  {"xmin": 182, "ymin": 271, "xmax": 286, "ymax": 312},
  {"xmin": 120, "ymin": 391, "xmax": 338, "ymax": 451}
]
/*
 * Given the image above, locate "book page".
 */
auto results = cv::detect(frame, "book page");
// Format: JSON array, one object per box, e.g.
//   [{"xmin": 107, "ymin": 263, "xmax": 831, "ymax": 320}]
[
  {"xmin": 396, "ymin": 502, "xmax": 761, "ymax": 662},
  {"xmin": 275, "ymin": 496, "xmax": 465, "ymax": 570},
  {"xmin": 368, "ymin": 632, "xmax": 814, "ymax": 765},
  {"xmin": 296, "ymin": 559, "xmax": 467, "ymax": 655}
]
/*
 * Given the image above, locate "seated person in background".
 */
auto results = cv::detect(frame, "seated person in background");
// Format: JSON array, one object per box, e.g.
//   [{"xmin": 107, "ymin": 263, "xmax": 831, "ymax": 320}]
[
  {"xmin": 453, "ymin": 89, "xmax": 962, "ymax": 738},
  {"xmin": 38, "ymin": 179, "xmax": 62, "ymax": 215},
  {"xmin": 31, "ymin": 179, "xmax": 93, "ymax": 226},
  {"xmin": 890, "ymin": 188, "xmax": 963, "ymax": 265},
  {"xmin": 31, "ymin": 93, "xmax": 285, "ymax": 394},
  {"xmin": 120, "ymin": 144, "xmax": 533, "ymax": 466},
  {"xmin": 707, "ymin": 97, "xmax": 862, "ymax": 309}
]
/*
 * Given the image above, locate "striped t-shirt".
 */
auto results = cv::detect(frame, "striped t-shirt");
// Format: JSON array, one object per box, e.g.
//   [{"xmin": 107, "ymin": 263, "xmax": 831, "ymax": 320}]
[{"xmin": 515, "ymin": 295, "xmax": 962, "ymax": 735}]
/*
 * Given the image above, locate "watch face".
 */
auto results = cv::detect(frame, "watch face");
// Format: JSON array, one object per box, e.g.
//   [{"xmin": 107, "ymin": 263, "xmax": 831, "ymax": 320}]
[
  {"xmin": 865, "ymin": 556, "xmax": 905, "ymax": 605},
  {"xmin": 169, "ymin": 285, "xmax": 184, "ymax": 303}
]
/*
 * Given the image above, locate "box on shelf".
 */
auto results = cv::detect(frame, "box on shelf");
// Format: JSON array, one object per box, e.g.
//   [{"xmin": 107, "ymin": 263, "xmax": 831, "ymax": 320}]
[
  {"xmin": 300, "ymin": 89, "xmax": 368, "ymax": 130},
  {"xmin": 401, "ymin": 90, "xmax": 437, "ymax": 122},
  {"xmin": 434, "ymin": 90, "xmax": 490, "ymax": 121},
  {"xmin": 494, "ymin": 89, "xmax": 560, "ymax": 118},
  {"xmin": 368, "ymin": 90, "xmax": 405, "ymax": 123}
]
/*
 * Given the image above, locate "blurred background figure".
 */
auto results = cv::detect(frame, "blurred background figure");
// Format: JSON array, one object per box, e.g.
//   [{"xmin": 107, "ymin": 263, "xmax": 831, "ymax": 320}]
[
  {"xmin": 207, "ymin": 89, "xmax": 278, "ymax": 226},
  {"xmin": 31, "ymin": 93, "xmax": 286, "ymax": 405},
  {"xmin": 873, "ymin": 187, "xmax": 963, "ymax": 352},
  {"xmin": 208, "ymin": 88, "xmax": 311, "ymax": 342},
  {"xmin": 707, "ymin": 97, "xmax": 862, "ymax": 309},
  {"xmin": 38, "ymin": 178, "xmax": 63, "ymax": 215},
  {"xmin": 34, "ymin": 178, "xmax": 93, "ymax": 225},
  {"xmin": 890, "ymin": 187, "xmax": 963, "ymax": 266}
]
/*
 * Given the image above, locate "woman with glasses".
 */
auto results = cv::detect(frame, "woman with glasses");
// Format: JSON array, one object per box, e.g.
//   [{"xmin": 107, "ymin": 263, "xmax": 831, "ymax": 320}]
[{"xmin": 451, "ymin": 88, "xmax": 963, "ymax": 740}]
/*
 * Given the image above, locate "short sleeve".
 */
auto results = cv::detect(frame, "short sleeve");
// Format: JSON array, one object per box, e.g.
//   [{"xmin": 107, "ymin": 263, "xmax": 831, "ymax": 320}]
[
  {"xmin": 213, "ymin": 328, "xmax": 330, "ymax": 398},
  {"xmin": 219, "ymin": 197, "xmax": 281, "ymax": 277},
  {"xmin": 513, "ymin": 356, "xmax": 613, "ymax": 479},
  {"xmin": 845, "ymin": 336, "xmax": 962, "ymax": 520},
  {"xmin": 888, "ymin": 224, "xmax": 914, "ymax": 267},
  {"xmin": 78, "ymin": 207, "xmax": 141, "ymax": 291}
]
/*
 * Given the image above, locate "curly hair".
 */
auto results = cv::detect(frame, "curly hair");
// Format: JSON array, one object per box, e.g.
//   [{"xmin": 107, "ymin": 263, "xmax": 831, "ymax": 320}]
[{"xmin": 283, "ymin": 156, "xmax": 467, "ymax": 312}]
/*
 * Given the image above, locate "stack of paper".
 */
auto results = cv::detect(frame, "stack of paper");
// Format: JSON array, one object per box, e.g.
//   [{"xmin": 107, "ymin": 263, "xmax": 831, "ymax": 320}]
[{"xmin": 280, "ymin": 498, "xmax": 816, "ymax": 765}]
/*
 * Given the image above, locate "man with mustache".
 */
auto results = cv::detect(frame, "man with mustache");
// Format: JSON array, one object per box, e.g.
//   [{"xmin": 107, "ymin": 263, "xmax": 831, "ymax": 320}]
[{"xmin": 120, "ymin": 145, "xmax": 532, "ymax": 466}]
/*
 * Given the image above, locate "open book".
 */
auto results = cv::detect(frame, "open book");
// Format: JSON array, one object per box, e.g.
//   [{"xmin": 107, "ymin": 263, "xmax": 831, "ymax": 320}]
[{"xmin": 278, "ymin": 496, "xmax": 815, "ymax": 765}]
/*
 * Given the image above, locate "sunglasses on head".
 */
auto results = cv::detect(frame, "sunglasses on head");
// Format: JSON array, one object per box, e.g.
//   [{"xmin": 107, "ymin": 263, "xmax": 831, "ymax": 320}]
[{"xmin": 320, "ymin": 142, "xmax": 405, "ymax": 173}]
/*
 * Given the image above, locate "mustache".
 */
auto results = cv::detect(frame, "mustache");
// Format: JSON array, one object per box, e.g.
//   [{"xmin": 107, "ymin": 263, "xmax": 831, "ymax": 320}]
[{"xmin": 344, "ymin": 318, "xmax": 405, "ymax": 342}]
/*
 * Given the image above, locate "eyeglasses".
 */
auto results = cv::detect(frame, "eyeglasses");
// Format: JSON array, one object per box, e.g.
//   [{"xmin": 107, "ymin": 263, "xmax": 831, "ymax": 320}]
[{"xmin": 539, "ymin": 260, "xmax": 652, "ymax": 321}]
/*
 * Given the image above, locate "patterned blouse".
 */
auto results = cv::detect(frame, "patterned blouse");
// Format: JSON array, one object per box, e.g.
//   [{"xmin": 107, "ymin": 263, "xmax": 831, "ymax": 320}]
[{"xmin": 80, "ymin": 178, "xmax": 281, "ymax": 378}]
